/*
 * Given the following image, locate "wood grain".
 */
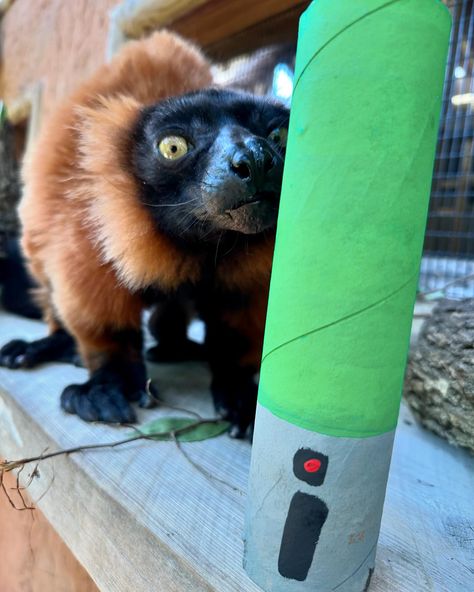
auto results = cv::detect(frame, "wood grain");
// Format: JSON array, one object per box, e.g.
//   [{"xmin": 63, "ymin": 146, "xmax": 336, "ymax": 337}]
[
  {"xmin": 0, "ymin": 468, "xmax": 99, "ymax": 592},
  {"xmin": 118, "ymin": 0, "xmax": 210, "ymax": 38},
  {"xmin": 170, "ymin": 0, "xmax": 310, "ymax": 59},
  {"xmin": 203, "ymin": 5, "xmax": 303, "ymax": 61},
  {"xmin": 0, "ymin": 310, "xmax": 473, "ymax": 591}
]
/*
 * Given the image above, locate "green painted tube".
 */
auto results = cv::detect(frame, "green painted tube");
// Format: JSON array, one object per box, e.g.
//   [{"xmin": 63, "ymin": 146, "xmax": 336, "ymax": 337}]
[
  {"xmin": 259, "ymin": 0, "xmax": 451, "ymax": 438},
  {"xmin": 244, "ymin": 1, "xmax": 451, "ymax": 590}
]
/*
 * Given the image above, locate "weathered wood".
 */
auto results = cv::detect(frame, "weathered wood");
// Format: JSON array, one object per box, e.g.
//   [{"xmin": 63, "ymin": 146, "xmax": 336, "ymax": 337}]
[
  {"xmin": 110, "ymin": 0, "xmax": 309, "ymax": 61},
  {"xmin": 116, "ymin": 0, "xmax": 209, "ymax": 38},
  {"xmin": 0, "ymin": 467, "xmax": 99, "ymax": 592},
  {"xmin": 205, "ymin": 9, "xmax": 300, "ymax": 62},
  {"xmin": 0, "ymin": 311, "xmax": 473, "ymax": 591},
  {"xmin": 171, "ymin": 0, "xmax": 308, "ymax": 61},
  {"xmin": 405, "ymin": 299, "xmax": 474, "ymax": 454}
]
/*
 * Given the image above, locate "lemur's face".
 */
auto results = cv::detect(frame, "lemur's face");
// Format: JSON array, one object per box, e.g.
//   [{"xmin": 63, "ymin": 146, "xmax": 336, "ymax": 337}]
[{"xmin": 132, "ymin": 89, "xmax": 289, "ymax": 242}]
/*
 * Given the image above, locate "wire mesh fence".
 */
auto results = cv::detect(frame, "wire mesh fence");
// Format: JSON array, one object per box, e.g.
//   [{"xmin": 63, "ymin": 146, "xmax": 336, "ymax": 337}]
[{"xmin": 420, "ymin": 0, "xmax": 474, "ymax": 298}]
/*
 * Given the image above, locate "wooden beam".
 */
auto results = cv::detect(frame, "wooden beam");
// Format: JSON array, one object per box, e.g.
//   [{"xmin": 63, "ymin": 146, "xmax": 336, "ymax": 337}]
[
  {"xmin": 1, "ymin": 311, "xmax": 474, "ymax": 592},
  {"xmin": 117, "ymin": 0, "xmax": 209, "ymax": 39},
  {"xmin": 109, "ymin": 0, "xmax": 309, "ymax": 61},
  {"xmin": 205, "ymin": 5, "xmax": 304, "ymax": 61},
  {"xmin": 170, "ymin": 0, "xmax": 309, "ymax": 58},
  {"xmin": 107, "ymin": 0, "xmax": 209, "ymax": 59}
]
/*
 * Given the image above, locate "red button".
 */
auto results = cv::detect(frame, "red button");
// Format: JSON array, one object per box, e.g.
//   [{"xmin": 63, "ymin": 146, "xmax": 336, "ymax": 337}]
[{"xmin": 304, "ymin": 459, "xmax": 321, "ymax": 473}]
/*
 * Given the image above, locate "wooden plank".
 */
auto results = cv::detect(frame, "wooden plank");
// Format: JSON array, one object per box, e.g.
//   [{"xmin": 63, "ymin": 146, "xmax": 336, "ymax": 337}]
[
  {"xmin": 0, "ymin": 312, "xmax": 256, "ymax": 592},
  {"xmin": 109, "ymin": 0, "xmax": 308, "ymax": 62},
  {"xmin": 0, "ymin": 310, "xmax": 473, "ymax": 591},
  {"xmin": 202, "ymin": 5, "xmax": 303, "ymax": 61},
  {"xmin": 0, "ymin": 468, "xmax": 99, "ymax": 592},
  {"xmin": 116, "ymin": 0, "xmax": 210, "ymax": 38},
  {"xmin": 170, "ymin": 0, "xmax": 309, "ymax": 58},
  {"xmin": 372, "ymin": 404, "xmax": 474, "ymax": 592}
]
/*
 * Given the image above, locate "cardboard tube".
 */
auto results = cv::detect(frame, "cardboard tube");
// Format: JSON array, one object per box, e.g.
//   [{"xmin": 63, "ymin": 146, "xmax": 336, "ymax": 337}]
[{"xmin": 244, "ymin": 1, "xmax": 451, "ymax": 590}]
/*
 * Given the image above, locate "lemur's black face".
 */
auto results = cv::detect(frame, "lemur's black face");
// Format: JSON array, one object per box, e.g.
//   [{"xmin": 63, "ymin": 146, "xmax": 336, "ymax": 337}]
[{"xmin": 132, "ymin": 89, "xmax": 289, "ymax": 242}]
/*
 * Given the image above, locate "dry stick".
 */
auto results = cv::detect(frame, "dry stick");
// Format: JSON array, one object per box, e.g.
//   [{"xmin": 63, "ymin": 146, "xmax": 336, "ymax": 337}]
[
  {"xmin": 0, "ymin": 467, "xmax": 31, "ymax": 511},
  {"xmin": 144, "ymin": 378, "xmax": 202, "ymax": 420},
  {"xmin": 124, "ymin": 422, "xmax": 241, "ymax": 495},
  {"xmin": 0, "ymin": 417, "xmax": 220, "ymax": 474},
  {"xmin": 0, "ymin": 418, "xmax": 223, "ymax": 510},
  {"xmin": 0, "ymin": 416, "xmax": 234, "ymax": 507},
  {"xmin": 18, "ymin": 464, "xmax": 41, "ymax": 491},
  {"xmin": 15, "ymin": 465, "xmax": 34, "ymax": 510},
  {"xmin": 28, "ymin": 476, "xmax": 55, "ymax": 510},
  {"xmin": 0, "ymin": 383, "xmax": 239, "ymax": 508},
  {"xmin": 172, "ymin": 433, "xmax": 244, "ymax": 496},
  {"xmin": 141, "ymin": 382, "xmax": 244, "ymax": 495}
]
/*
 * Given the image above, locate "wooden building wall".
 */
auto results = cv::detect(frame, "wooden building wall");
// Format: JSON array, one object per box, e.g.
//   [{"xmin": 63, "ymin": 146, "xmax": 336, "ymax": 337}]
[{"xmin": 0, "ymin": 0, "xmax": 118, "ymax": 124}]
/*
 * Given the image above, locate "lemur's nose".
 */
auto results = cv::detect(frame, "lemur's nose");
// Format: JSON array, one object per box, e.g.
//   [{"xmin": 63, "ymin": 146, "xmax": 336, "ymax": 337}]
[{"xmin": 230, "ymin": 140, "xmax": 277, "ymax": 189}]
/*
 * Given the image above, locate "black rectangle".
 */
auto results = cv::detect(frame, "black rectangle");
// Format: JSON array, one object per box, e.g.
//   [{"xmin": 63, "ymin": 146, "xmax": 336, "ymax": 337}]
[{"xmin": 278, "ymin": 491, "xmax": 329, "ymax": 581}]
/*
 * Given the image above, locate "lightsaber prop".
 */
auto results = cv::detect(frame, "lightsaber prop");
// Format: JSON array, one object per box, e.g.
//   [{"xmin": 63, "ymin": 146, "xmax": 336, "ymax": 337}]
[{"xmin": 244, "ymin": 1, "xmax": 451, "ymax": 590}]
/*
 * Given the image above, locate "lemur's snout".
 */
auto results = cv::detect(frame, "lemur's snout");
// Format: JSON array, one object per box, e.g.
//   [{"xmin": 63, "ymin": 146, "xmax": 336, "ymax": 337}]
[{"xmin": 230, "ymin": 140, "xmax": 279, "ymax": 192}]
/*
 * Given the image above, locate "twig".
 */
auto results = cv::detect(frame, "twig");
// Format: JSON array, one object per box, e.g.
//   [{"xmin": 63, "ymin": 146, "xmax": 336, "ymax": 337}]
[
  {"xmin": 0, "ymin": 466, "xmax": 33, "ymax": 511},
  {"xmin": 171, "ymin": 432, "xmax": 243, "ymax": 496},
  {"xmin": 0, "ymin": 417, "xmax": 220, "ymax": 474},
  {"xmin": 125, "ymin": 422, "xmax": 241, "ymax": 495},
  {"xmin": 126, "ymin": 421, "xmax": 242, "ymax": 495},
  {"xmin": 1, "ymin": 382, "xmax": 234, "ymax": 509},
  {"xmin": 145, "ymin": 379, "xmax": 202, "ymax": 420},
  {"xmin": 19, "ymin": 464, "xmax": 41, "ymax": 491},
  {"xmin": 135, "ymin": 385, "xmax": 242, "ymax": 494},
  {"xmin": 15, "ymin": 465, "xmax": 34, "ymax": 510},
  {"xmin": 34, "ymin": 472, "xmax": 56, "ymax": 505}
]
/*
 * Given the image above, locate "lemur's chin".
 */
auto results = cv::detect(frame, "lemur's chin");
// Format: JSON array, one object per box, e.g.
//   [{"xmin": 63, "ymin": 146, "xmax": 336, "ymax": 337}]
[{"xmin": 218, "ymin": 199, "xmax": 279, "ymax": 234}]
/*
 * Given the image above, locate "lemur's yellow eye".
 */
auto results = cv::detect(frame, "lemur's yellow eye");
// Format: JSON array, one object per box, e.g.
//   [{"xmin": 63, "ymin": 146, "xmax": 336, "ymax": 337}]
[
  {"xmin": 158, "ymin": 136, "xmax": 188, "ymax": 160},
  {"xmin": 268, "ymin": 127, "xmax": 288, "ymax": 148}
]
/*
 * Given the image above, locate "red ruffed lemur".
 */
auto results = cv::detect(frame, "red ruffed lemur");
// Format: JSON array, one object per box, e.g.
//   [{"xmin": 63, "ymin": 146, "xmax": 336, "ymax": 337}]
[{"xmin": 0, "ymin": 32, "xmax": 289, "ymax": 438}]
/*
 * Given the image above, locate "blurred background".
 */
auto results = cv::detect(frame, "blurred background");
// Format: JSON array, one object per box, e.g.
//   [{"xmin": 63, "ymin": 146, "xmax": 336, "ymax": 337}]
[
  {"xmin": 0, "ymin": 0, "xmax": 473, "ymax": 300},
  {"xmin": 0, "ymin": 4, "xmax": 473, "ymax": 590}
]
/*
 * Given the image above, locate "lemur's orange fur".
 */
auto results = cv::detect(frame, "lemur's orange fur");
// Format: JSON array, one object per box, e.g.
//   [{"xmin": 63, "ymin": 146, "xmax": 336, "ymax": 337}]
[{"xmin": 20, "ymin": 31, "xmax": 273, "ymax": 370}]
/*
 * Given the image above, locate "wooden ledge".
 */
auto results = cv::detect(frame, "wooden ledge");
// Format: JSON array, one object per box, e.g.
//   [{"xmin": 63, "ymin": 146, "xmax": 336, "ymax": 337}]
[
  {"xmin": 108, "ymin": 0, "xmax": 309, "ymax": 60},
  {"xmin": 0, "ymin": 311, "xmax": 473, "ymax": 591}
]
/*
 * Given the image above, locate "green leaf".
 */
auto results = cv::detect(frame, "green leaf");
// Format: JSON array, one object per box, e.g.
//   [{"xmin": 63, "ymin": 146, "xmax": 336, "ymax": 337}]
[{"xmin": 133, "ymin": 416, "xmax": 230, "ymax": 442}]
